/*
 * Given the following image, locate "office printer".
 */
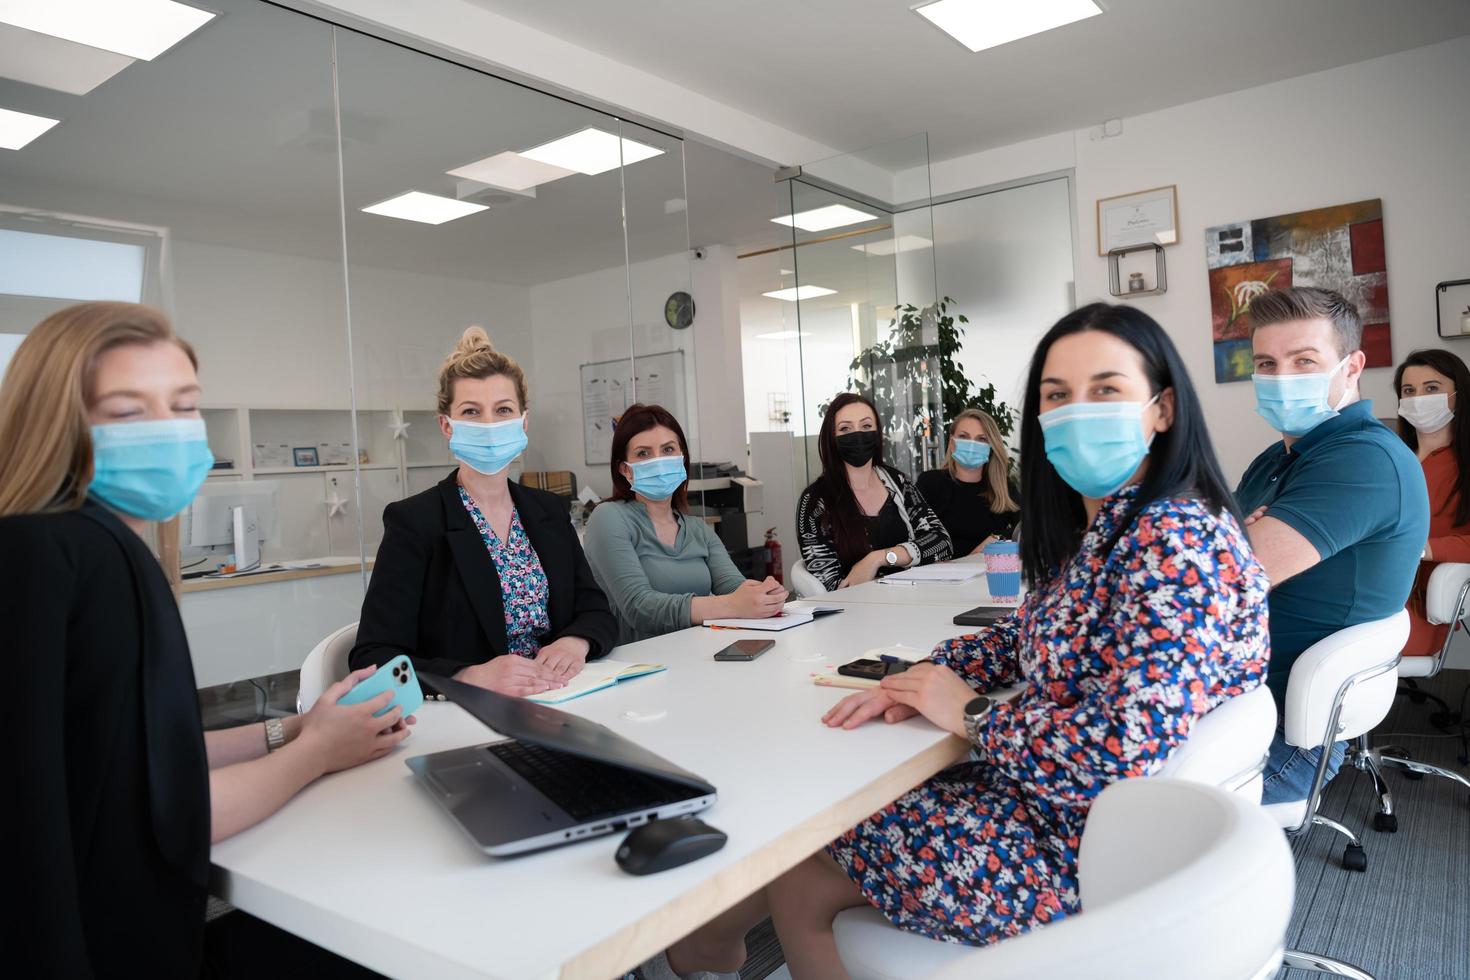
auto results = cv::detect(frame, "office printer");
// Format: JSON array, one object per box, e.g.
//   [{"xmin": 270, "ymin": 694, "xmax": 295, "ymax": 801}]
[{"xmin": 688, "ymin": 461, "xmax": 764, "ymax": 575}]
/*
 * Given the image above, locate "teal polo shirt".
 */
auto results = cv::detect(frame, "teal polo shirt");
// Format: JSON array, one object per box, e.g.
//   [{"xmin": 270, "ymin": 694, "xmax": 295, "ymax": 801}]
[{"xmin": 1235, "ymin": 400, "xmax": 1428, "ymax": 708}]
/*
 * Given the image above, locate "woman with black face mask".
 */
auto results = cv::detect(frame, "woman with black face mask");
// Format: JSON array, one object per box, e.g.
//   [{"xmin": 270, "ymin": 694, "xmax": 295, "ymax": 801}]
[{"xmin": 795, "ymin": 393, "xmax": 952, "ymax": 591}]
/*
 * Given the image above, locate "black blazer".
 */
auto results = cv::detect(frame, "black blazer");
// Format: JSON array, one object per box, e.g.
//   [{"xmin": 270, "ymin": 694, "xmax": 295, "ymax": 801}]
[
  {"xmin": 3, "ymin": 502, "xmax": 210, "ymax": 977},
  {"xmin": 350, "ymin": 472, "xmax": 618, "ymax": 680}
]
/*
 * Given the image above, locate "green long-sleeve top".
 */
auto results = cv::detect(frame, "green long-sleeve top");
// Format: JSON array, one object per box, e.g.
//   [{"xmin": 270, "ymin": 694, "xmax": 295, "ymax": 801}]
[{"xmin": 583, "ymin": 499, "xmax": 747, "ymax": 645}]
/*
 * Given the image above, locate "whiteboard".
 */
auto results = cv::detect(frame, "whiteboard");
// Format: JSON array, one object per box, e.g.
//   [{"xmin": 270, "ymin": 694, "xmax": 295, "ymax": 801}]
[{"xmin": 581, "ymin": 350, "xmax": 687, "ymax": 466}]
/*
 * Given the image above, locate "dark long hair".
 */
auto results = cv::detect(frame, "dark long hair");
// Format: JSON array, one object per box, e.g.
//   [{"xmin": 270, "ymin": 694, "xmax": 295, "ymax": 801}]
[
  {"xmin": 1019, "ymin": 303, "xmax": 1241, "ymax": 584},
  {"xmin": 1394, "ymin": 348, "xmax": 1470, "ymax": 526},
  {"xmin": 608, "ymin": 402, "xmax": 690, "ymax": 513},
  {"xmin": 813, "ymin": 392, "xmax": 885, "ymax": 568}
]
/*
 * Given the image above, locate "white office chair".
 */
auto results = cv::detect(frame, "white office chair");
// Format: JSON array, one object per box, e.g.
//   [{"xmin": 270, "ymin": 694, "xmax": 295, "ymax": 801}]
[
  {"xmin": 1354, "ymin": 564, "xmax": 1470, "ymax": 833},
  {"xmin": 790, "ymin": 559, "xmax": 828, "ymax": 597},
  {"xmin": 1158, "ymin": 685, "xmax": 1277, "ymax": 798},
  {"xmin": 834, "ymin": 779, "xmax": 1294, "ymax": 980},
  {"xmin": 1264, "ymin": 611, "xmax": 1407, "ymax": 874},
  {"xmin": 296, "ymin": 622, "xmax": 358, "ymax": 713}
]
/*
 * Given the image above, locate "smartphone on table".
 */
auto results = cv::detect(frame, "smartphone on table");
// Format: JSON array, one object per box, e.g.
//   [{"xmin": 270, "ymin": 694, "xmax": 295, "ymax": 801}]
[
  {"xmin": 952, "ymin": 604, "xmax": 1015, "ymax": 627},
  {"xmin": 837, "ymin": 658, "xmax": 909, "ymax": 681},
  {"xmin": 713, "ymin": 639, "xmax": 775, "ymax": 662},
  {"xmin": 338, "ymin": 654, "xmax": 425, "ymax": 718}
]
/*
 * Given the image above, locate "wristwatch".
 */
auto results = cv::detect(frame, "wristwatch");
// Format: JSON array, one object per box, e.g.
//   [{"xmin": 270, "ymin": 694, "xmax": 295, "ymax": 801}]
[
  {"xmin": 885, "ymin": 550, "xmax": 899, "ymax": 566},
  {"xmin": 962, "ymin": 696, "xmax": 993, "ymax": 746},
  {"xmin": 264, "ymin": 717, "xmax": 287, "ymax": 753}
]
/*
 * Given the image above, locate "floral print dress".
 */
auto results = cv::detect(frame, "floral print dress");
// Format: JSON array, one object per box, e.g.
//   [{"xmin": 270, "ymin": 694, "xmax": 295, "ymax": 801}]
[
  {"xmin": 828, "ymin": 486, "xmax": 1270, "ymax": 946},
  {"xmin": 459, "ymin": 487, "xmax": 550, "ymax": 657}
]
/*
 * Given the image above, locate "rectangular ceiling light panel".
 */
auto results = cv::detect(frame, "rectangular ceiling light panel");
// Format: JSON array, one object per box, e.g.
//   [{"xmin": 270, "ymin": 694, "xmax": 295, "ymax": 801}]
[
  {"xmin": 446, "ymin": 151, "xmax": 574, "ymax": 191},
  {"xmin": 762, "ymin": 285, "xmax": 837, "ymax": 302},
  {"xmin": 0, "ymin": 0, "xmax": 217, "ymax": 61},
  {"xmin": 851, "ymin": 235, "xmax": 934, "ymax": 256},
  {"xmin": 914, "ymin": 0, "xmax": 1101, "ymax": 53},
  {"xmin": 361, "ymin": 191, "xmax": 488, "ymax": 225},
  {"xmin": 0, "ymin": 105, "xmax": 59, "ymax": 149},
  {"xmin": 770, "ymin": 204, "xmax": 878, "ymax": 232},
  {"xmin": 520, "ymin": 127, "xmax": 664, "ymax": 176}
]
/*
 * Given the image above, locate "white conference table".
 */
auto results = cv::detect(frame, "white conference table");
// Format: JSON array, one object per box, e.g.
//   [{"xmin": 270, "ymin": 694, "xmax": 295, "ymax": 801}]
[
  {"xmin": 823, "ymin": 556, "xmax": 1020, "ymax": 611},
  {"xmin": 210, "ymin": 600, "xmax": 985, "ymax": 980}
]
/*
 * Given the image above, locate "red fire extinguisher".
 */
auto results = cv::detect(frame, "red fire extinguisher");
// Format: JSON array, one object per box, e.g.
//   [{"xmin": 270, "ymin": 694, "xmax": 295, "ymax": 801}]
[{"xmin": 764, "ymin": 527, "xmax": 784, "ymax": 584}]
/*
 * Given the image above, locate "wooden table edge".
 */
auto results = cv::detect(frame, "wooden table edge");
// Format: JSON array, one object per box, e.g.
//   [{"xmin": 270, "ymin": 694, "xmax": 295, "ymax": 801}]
[{"xmin": 558, "ymin": 733, "xmax": 970, "ymax": 980}]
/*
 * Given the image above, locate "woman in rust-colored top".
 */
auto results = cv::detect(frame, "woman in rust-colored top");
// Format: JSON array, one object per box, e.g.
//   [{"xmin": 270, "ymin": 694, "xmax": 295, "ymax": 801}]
[{"xmin": 1395, "ymin": 349, "xmax": 1470, "ymax": 655}]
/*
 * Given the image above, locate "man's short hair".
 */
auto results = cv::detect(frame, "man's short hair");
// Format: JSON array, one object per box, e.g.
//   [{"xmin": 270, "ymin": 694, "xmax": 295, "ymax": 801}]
[{"xmin": 1248, "ymin": 286, "xmax": 1363, "ymax": 359}]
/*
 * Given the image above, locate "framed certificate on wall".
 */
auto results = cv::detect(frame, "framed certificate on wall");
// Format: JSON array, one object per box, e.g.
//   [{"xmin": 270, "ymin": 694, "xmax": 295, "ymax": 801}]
[{"xmin": 1097, "ymin": 185, "xmax": 1179, "ymax": 255}]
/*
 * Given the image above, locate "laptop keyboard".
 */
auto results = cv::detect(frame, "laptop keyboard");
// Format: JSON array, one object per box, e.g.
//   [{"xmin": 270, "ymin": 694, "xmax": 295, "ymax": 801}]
[{"xmin": 488, "ymin": 739, "xmax": 693, "ymax": 823}]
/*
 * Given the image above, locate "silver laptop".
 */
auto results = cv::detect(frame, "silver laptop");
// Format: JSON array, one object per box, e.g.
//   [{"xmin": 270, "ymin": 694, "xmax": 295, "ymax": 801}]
[{"xmin": 406, "ymin": 672, "xmax": 717, "ymax": 856}]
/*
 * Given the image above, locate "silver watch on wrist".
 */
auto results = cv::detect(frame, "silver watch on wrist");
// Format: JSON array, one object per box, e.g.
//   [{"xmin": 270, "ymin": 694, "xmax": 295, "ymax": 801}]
[
  {"xmin": 885, "ymin": 549, "xmax": 899, "ymax": 566},
  {"xmin": 264, "ymin": 717, "xmax": 287, "ymax": 753},
  {"xmin": 962, "ymin": 696, "xmax": 993, "ymax": 746}
]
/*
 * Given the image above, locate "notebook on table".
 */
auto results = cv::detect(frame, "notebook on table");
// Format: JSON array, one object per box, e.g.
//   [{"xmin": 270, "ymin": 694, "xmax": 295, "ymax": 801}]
[
  {"xmin": 526, "ymin": 661, "xmax": 666, "ymax": 705},
  {"xmin": 878, "ymin": 563, "xmax": 985, "ymax": 584}
]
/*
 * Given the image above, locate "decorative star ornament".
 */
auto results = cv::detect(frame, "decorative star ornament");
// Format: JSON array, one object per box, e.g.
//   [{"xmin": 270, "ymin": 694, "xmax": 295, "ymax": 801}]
[
  {"xmin": 325, "ymin": 491, "xmax": 350, "ymax": 519},
  {"xmin": 389, "ymin": 409, "xmax": 411, "ymax": 440}
]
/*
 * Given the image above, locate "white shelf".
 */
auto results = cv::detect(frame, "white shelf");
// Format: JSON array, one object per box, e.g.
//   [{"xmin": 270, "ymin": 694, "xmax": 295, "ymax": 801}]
[
  {"xmin": 254, "ymin": 464, "xmax": 399, "ymax": 475},
  {"xmin": 206, "ymin": 468, "xmax": 242, "ymax": 477},
  {"xmin": 406, "ymin": 461, "xmax": 454, "ymax": 469}
]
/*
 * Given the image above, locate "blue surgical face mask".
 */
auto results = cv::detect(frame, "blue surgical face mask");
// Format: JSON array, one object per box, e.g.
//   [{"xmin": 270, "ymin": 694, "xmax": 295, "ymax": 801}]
[
  {"xmin": 1040, "ymin": 396, "xmax": 1159, "ymax": 500},
  {"xmin": 628, "ymin": 455, "xmax": 687, "ymax": 501},
  {"xmin": 448, "ymin": 415, "xmax": 528, "ymax": 475},
  {"xmin": 89, "ymin": 418, "xmax": 214, "ymax": 521},
  {"xmin": 1252, "ymin": 356, "xmax": 1351, "ymax": 437},
  {"xmin": 952, "ymin": 439, "xmax": 991, "ymax": 469}
]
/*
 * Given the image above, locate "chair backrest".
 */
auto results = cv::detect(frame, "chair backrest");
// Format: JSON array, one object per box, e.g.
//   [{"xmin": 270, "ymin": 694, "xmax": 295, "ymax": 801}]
[
  {"xmin": 1282, "ymin": 610, "xmax": 1407, "ymax": 749},
  {"xmin": 790, "ymin": 559, "xmax": 828, "ymax": 597},
  {"xmin": 925, "ymin": 779, "xmax": 1292, "ymax": 980},
  {"xmin": 1158, "ymin": 686, "xmax": 1276, "ymax": 799},
  {"xmin": 1426, "ymin": 562, "xmax": 1470, "ymax": 627},
  {"xmin": 296, "ymin": 622, "xmax": 358, "ymax": 713}
]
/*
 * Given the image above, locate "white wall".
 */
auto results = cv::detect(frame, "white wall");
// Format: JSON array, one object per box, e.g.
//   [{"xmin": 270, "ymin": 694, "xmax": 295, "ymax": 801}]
[
  {"xmin": 527, "ymin": 250, "xmax": 700, "ymax": 497},
  {"xmin": 171, "ymin": 238, "xmax": 533, "ymax": 412},
  {"xmin": 919, "ymin": 35, "xmax": 1470, "ymax": 481}
]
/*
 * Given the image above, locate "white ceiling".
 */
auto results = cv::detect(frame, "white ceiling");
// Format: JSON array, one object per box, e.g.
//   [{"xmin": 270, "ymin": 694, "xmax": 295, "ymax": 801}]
[
  {"xmin": 0, "ymin": 0, "xmax": 783, "ymax": 285},
  {"xmin": 472, "ymin": 0, "xmax": 1470, "ymax": 164}
]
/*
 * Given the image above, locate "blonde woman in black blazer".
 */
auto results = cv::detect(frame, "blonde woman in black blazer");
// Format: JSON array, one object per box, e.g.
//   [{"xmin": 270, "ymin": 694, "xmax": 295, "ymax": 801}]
[{"xmin": 351, "ymin": 327, "xmax": 616, "ymax": 697}]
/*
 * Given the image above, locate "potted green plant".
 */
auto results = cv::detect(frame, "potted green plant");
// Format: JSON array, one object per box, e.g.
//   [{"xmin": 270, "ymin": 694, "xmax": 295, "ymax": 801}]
[{"xmin": 821, "ymin": 297, "xmax": 1018, "ymax": 476}]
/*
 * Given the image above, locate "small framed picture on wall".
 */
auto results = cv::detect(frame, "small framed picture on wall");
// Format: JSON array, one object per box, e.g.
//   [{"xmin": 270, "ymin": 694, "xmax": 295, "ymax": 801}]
[
  {"xmin": 292, "ymin": 446, "xmax": 320, "ymax": 467},
  {"xmin": 1097, "ymin": 185, "xmax": 1179, "ymax": 256}
]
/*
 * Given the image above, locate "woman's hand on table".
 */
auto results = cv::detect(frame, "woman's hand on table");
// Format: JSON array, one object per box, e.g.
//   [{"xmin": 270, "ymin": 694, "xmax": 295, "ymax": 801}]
[
  {"xmin": 535, "ymin": 636, "xmax": 591, "ymax": 682},
  {"xmin": 456, "ymin": 655, "xmax": 564, "ymax": 696},
  {"xmin": 822, "ymin": 688, "xmax": 920, "ymax": 729},
  {"xmin": 725, "ymin": 578, "xmax": 786, "ymax": 619},
  {"xmin": 878, "ymin": 663, "xmax": 975, "ymax": 738}
]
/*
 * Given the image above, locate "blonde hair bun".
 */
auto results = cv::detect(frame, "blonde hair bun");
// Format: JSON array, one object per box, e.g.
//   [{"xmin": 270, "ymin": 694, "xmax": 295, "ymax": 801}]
[
  {"xmin": 451, "ymin": 326, "xmax": 495, "ymax": 361},
  {"xmin": 437, "ymin": 326, "xmax": 528, "ymax": 414}
]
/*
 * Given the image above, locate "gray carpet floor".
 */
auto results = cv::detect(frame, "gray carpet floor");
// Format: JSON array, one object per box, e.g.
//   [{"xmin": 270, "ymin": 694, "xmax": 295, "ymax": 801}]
[{"xmin": 200, "ymin": 669, "xmax": 1469, "ymax": 980}]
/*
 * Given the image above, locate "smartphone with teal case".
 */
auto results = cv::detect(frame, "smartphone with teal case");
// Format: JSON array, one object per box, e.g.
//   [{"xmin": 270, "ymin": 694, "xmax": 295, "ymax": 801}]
[{"xmin": 338, "ymin": 655, "xmax": 424, "ymax": 719}]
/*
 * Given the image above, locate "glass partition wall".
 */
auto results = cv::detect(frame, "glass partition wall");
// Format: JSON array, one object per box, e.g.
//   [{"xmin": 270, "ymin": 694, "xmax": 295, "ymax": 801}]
[
  {"xmin": 0, "ymin": 0, "xmax": 690, "ymax": 707},
  {"xmin": 744, "ymin": 136, "xmax": 1076, "ymax": 579}
]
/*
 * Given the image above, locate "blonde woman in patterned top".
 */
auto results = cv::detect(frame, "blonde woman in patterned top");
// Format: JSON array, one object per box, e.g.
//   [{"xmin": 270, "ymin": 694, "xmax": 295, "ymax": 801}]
[{"xmin": 350, "ymin": 327, "xmax": 617, "ymax": 697}]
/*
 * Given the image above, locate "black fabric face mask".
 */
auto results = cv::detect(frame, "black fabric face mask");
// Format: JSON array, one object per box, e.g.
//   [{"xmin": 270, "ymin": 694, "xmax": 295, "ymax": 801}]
[{"xmin": 835, "ymin": 430, "xmax": 881, "ymax": 466}]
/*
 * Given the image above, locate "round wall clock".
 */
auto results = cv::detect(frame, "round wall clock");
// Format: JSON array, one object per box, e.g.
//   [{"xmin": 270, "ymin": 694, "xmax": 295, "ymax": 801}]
[{"xmin": 664, "ymin": 291, "xmax": 695, "ymax": 330}]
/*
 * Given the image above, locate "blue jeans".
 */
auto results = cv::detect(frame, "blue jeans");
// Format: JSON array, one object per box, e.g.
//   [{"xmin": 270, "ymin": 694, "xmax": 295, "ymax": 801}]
[{"xmin": 1261, "ymin": 723, "xmax": 1347, "ymax": 805}]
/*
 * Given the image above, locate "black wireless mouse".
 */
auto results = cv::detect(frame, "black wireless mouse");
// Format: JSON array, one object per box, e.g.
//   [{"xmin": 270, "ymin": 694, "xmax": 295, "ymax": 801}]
[{"xmin": 615, "ymin": 817, "xmax": 727, "ymax": 875}]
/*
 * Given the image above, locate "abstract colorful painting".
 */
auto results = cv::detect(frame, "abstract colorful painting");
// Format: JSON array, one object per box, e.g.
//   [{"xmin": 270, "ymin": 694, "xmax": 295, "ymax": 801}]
[{"xmin": 1204, "ymin": 199, "xmax": 1390, "ymax": 383}]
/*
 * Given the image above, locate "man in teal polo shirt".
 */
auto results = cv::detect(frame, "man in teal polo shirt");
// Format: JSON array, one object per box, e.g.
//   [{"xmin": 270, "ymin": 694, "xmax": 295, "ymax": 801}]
[{"xmin": 1235, "ymin": 287, "xmax": 1428, "ymax": 805}]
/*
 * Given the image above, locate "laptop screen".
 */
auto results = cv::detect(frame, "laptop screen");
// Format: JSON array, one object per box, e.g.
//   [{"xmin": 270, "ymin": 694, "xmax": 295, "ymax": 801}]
[{"xmin": 421, "ymin": 672, "xmax": 716, "ymax": 793}]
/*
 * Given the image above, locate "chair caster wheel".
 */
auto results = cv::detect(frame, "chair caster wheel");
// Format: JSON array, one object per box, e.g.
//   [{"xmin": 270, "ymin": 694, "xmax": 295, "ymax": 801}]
[
  {"xmin": 1343, "ymin": 843, "xmax": 1368, "ymax": 872},
  {"xmin": 1373, "ymin": 812, "xmax": 1397, "ymax": 833}
]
